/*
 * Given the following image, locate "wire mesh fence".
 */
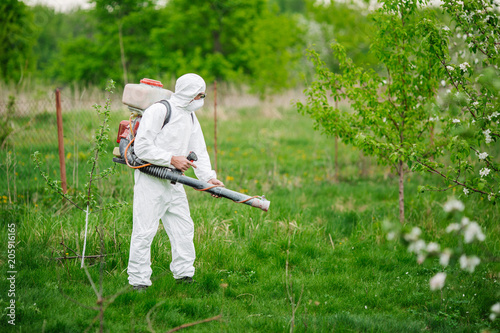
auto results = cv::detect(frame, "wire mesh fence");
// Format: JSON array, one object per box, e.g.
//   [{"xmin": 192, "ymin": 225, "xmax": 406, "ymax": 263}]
[
  {"xmin": 0, "ymin": 84, "xmax": 307, "ymax": 148},
  {"xmin": 0, "ymin": 83, "xmax": 308, "ymax": 204},
  {"xmin": 0, "ymin": 87, "xmax": 123, "ymax": 149},
  {"xmin": 0, "ymin": 86, "xmax": 127, "ymax": 203}
]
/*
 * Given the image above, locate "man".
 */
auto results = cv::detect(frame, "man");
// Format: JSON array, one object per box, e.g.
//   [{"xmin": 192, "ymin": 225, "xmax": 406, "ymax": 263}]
[{"xmin": 127, "ymin": 73, "xmax": 223, "ymax": 291}]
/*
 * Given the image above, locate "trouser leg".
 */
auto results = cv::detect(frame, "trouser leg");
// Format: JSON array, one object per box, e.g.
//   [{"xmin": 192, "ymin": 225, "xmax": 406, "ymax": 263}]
[
  {"xmin": 127, "ymin": 173, "xmax": 165, "ymax": 286},
  {"xmin": 162, "ymin": 191, "xmax": 196, "ymax": 279}
]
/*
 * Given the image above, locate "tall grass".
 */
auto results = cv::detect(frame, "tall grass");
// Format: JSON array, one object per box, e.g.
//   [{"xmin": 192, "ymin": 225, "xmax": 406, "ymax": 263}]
[{"xmin": 0, "ymin": 102, "xmax": 498, "ymax": 332}]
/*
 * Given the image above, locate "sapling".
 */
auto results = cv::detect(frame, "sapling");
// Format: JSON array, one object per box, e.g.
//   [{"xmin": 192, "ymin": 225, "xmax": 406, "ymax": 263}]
[
  {"xmin": 33, "ymin": 79, "xmax": 122, "ymax": 267},
  {"xmin": 32, "ymin": 79, "xmax": 133, "ymax": 332},
  {"xmin": 298, "ymin": 0, "xmax": 442, "ymax": 223}
]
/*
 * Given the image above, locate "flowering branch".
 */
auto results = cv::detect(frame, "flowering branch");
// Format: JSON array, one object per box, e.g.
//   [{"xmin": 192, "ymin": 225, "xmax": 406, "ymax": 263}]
[
  {"xmin": 385, "ymin": 198, "xmax": 499, "ymax": 321},
  {"xmin": 415, "ymin": 157, "xmax": 489, "ymax": 195}
]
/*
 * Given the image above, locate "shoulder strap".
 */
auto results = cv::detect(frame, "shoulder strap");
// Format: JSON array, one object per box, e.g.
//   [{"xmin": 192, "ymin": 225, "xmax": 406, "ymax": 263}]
[
  {"xmin": 157, "ymin": 100, "xmax": 194, "ymax": 126},
  {"xmin": 157, "ymin": 100, "xmax": 171, "ymax": 129}
]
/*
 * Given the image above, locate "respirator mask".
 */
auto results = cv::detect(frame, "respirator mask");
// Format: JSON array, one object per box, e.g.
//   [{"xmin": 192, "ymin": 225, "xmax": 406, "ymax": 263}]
[{"xmin": 186, "ymin": 99, "xmax": 204, "ymax": 112}]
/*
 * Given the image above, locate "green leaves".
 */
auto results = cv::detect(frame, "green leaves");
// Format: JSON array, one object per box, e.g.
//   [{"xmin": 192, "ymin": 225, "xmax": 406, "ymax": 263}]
[
  {"xmin": 300, "ymin": 1, "xmax": 441, "ymax": 166},
  {"xmin": 148, "ymin": 0, "xmax": 303, "ymax": 94},
  {"xmin": 0, "ymin": 0, "xmax": 38, "ymax": 83},
  {"xmin": 32, "ymin": 79, "xmax": 121, "ymax": 212},
  {"xmin": 300, "ymin": 0, "xmax": 500, "ymax": 203}
]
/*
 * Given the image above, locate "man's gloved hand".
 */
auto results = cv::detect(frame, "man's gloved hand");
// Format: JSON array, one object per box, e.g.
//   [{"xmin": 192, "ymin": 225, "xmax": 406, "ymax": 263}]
[
  {"xmin": 171, "ymin": 156, "xmax": 197, "ymax": 172},
  {"xmin": 208, "ymin": 178, "xmax": 224, "ymax": 198}
]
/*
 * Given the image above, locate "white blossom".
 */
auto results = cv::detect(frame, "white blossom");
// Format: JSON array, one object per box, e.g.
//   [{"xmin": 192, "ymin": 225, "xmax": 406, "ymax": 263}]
[
  {"xmin": 404, "ymin": 227, "xmax": 422, "ymax": 242},
  {"xmin": 442, "ymin": 26, "xmax": 450, "ymax": 31},
  {"xmin": 427, "ymin": 242, "xmax": 441, "ymax": 253},
  {"xmin": 459, "ymin": 255, "xmax": 481, "ymax": 273},
  {"xmin": 417, "ymin": 254, "xmax": 426, "ymax": 264},
  {"xmin": 459, "ymin": 62, "xmax": 470, "ymax": 71},
  {"xmin": 484, "ymin": 129, "xmax": 493, "ymax": 144},
  {"xmin": 440, "ymin": 249, "xmax": 452, "ymax": 267},
  {"xmin": 488, "ymin": 112, "xmax": 500, "ymax": 121},
  {"xmin": 473, "ymin": 101, "xmax": 479, "ymax": 107},
  {"xmin": 464, "ymin": 222, "xmax": 486, "ymax": 243},
  {"xmin": 491, "ymin": 303, "xmax": 500, "ymax": 321},
  {"xmin": 446, "ymin": 65, "xmax": 454, "ymax": 71},
  {"xmin": 463, "ymin": 188, "xmax": 469, "ymax": 195},
  {"xmin": 478, "ymin": 152, "xmax": 488, "ymax": 160},
  {"xmin": 443, "ymin": 199, "xmax": 465, "ymax": 212},
  {"xmin": 446, "ymin": 223, "xmax": 461, "ymax": 233},
  {"xmin": 408, "ymin": 239, "xmax": 426, "ymax": 254},
  {"xmin": 480, "ymin": 167, "xmax": 491, "ymax": 178},
  {"xmin": 453, "ymin": 119, "xmax": 461, "ymax": 123},
  {"xmin": 441, "ymin": 80, "xmax": 446, "ymax": 87},
  {"xmin": 430, "ymin": 273, "xmax": 447, "ymax": 291},
  {"xmin": 461, "ymin": 217, "xmax": 470, "ymax": 227}
]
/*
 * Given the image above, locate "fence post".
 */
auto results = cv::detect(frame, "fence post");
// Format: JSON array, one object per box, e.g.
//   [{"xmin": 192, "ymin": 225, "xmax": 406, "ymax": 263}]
[{"xmin": 55, "ymin": 88, "xmax": 68, "ymax": 194}]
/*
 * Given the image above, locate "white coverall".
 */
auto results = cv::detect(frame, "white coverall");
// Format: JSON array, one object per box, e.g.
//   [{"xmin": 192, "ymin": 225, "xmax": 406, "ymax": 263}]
[{"xmin": 127, "ymin": 74, "xmax": 216, "ymax": 286}]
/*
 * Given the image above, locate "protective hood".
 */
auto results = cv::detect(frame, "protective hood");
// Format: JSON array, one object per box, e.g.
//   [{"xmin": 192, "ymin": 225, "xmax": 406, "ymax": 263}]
[{"xmin": 169, "ymin": 73, "xmax": 206, "ymax": 109}]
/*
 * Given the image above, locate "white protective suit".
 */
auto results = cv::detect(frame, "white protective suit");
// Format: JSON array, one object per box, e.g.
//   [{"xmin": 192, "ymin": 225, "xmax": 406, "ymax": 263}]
[{"xmin": 127, "ymin": 74, "xmax": 216, "ymax": 286}]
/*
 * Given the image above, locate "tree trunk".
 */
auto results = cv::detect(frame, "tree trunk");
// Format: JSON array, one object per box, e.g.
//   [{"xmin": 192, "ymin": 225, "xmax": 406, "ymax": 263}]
[
  {"xmin": 430, "ymin": 124, "xmax": 434, "ymax": 161},
  {"xmin": 118, "ymin": 22, "xmax": 128, "ymax": 85},
  {"xmin": 334, "ymin": 135, "xmax": 339, "ymax": 182},
  {"xmin": 398, "ymin": 159, "xmax": 405, "ymax": 224}
]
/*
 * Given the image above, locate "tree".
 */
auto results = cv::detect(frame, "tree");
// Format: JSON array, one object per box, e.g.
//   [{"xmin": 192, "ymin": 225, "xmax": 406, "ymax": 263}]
[
  {"xmin": 52, "ymin": 1, "xmax": 159, "ymax": 87},
  {"xmin": 304, "ymin": 0, "xmax": 378, "ymax": 71},
  {"xmin": 31, "ymin": 5, "xmax": 61, "ymax": 78},
  {"xmin": 0, "ymin": 0, "xmax": 38, "ymax": 84},
  {"xmin": 31, "ymin": 5, "xmax": 99, "ymax": 82},
  {"xmin": 90, "ymin": 0, "xmax": 156, "ymax": 84},
  {"xmin": 297, "ymin": 0, "xmax": 443, "ymax": 223},
  {"xmin": 412, "ymin": 0, "xmax": 500, "ymax": 202},
  {"xmin": 149, "ymin": 0, "xmax": 304, "ymax": 93}
]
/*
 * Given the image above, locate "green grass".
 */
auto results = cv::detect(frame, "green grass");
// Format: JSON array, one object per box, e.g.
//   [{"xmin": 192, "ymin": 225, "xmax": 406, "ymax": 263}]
[{"xmin": 0, "ymin": 106, "xmax": 499, "ymax": 332}]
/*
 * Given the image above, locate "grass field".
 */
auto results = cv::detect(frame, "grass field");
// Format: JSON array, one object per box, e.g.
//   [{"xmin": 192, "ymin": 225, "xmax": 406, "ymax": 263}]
[{"xmin": 0, "ymin": 103, "xmax": 499, "ymax": 332}]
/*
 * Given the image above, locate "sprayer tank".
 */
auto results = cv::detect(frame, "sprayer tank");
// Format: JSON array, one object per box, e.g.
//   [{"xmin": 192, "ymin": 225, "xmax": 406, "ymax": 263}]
[{"xmin": 122, "ymin": 78, "xmax": 173, "ymax": 113}]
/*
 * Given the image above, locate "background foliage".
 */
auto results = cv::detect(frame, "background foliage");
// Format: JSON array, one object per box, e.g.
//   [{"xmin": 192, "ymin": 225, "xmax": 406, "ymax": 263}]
[{"xmin": 2, "ymin": 0, "xmax": 380, "ymax": 94}]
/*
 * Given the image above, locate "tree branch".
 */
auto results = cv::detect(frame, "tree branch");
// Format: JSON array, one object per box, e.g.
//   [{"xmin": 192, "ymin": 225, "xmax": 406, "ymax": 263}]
[{"xmin": 415, "ymin": 158, "xmax": 488, "ymax": 195}]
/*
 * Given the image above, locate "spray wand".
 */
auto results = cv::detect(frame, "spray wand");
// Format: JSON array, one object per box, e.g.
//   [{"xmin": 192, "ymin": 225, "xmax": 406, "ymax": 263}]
[{"xmin": 113, "ymin": 151, "xmax": 270, "ymax": 212}]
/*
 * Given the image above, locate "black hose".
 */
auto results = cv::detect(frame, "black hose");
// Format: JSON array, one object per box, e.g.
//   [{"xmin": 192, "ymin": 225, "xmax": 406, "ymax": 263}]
[{"xmin": 113, "ymin": 156, "xmax": 270, "ymax": 211}]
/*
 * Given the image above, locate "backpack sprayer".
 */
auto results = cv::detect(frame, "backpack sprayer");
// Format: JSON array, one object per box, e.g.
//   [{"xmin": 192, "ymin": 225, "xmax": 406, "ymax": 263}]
[{"xmin": 112, "ymin": 78, "xmax": 270, "ymax": 212}]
